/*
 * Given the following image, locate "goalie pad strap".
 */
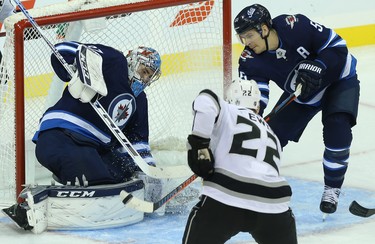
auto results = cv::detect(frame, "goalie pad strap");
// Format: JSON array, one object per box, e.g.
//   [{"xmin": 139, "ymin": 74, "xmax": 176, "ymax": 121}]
[
  {"xmin": 122, "ymin": 194, "xmax": 134, "ymax": 204},
  {"xmin": 30, "ymin": 180, "xmax": 144, "ymax": 204}
]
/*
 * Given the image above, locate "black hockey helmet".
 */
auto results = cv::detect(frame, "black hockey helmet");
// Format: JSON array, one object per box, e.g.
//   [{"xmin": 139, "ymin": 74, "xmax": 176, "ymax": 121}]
[{"xmin": 234, "ymin": 4, "xmax": 272, "ymax": 35}]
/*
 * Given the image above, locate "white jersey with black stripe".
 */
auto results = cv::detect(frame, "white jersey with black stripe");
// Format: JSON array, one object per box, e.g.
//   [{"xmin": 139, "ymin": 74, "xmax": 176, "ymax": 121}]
[{"xmin": 191, "ymin": 89, "xmax": 292, "ymax": 214}]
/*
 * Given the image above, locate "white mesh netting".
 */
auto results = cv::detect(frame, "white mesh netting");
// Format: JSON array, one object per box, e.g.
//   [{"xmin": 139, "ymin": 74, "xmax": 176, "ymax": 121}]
[{"xmin": 0, "ymin": 0, "xmax": 228, "ymax": 206}]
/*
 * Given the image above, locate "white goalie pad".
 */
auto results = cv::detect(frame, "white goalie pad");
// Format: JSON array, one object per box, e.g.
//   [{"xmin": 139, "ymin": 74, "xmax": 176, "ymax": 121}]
[
  {"xmin": 68, "ymin": 44, "xmax": 108, "ymax": 103},
  {"xmin": 21, "ymin": 179, "xmax": 144, "ymax": 233},
  {"xmin": 0, "ymin": 0, "xmax": 14, "ymax": 23}
]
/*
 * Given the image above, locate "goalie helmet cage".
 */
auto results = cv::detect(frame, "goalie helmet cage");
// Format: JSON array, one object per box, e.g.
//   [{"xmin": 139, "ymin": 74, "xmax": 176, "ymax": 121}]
[{"xmin": 0, "ymin": 0, "xmax": 231, "ymax": 205}]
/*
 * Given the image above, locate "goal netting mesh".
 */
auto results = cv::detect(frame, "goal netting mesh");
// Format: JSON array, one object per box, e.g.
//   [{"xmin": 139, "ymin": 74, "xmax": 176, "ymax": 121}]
[{"xmin": 0, "ymin": 0, "xmax": 230, "ymax": 206}]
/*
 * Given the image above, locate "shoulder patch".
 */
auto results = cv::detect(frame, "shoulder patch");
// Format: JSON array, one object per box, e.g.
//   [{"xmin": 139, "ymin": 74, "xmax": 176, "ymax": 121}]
[
  {"xmin": 240, "ymin": 49, "xmax": 254, "ymax": 61},
  {"xmin": 285, "ymin": 15, "xmax": 298, "ymax": 29}
]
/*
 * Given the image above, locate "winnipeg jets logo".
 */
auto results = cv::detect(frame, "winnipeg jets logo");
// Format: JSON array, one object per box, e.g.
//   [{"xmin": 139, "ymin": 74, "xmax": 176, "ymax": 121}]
[
  {"xmin": 285, "ymin": 15, "xmax": 298, "ymax": 29},
  {"xmin": 247, "ymin": 7, "xmax": 256, "ymax": 18},
  {"xmin": 115, "ymin": 103, "xmax": 130, "ymax": 123},
  {"xmin": 108, "ymin": 93, "xmax": 136, "ymax": 129}
]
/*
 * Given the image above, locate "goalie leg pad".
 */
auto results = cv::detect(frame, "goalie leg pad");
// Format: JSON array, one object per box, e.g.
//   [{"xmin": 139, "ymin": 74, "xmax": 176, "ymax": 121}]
[
  {"xmin": 3, "ymin": 180, "xmax": 145, "ymax": 233},
  {"xmin": 26, "ymin": 191, "xmax": 48, "ymax": 234},
  {"xmin": 46, "ymin": 180, "xmax": 145, "ymax": 230}
]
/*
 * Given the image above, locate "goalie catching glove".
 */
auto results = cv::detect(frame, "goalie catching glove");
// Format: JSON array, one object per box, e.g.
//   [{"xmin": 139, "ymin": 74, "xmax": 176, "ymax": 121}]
[
  {"xmin": 187, "ymin": 134, "xmax": 215, "ymax": 179},
  {"xmin": 295, "ymin": 60, "xmax": 326, "ymax": 100},
  {"xmin": 68, "ymin": 44, "xmax": 108, "ymax": 103}
]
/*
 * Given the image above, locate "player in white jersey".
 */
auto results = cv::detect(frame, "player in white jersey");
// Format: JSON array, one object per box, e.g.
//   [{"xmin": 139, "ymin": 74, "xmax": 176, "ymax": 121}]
[{"xmin": 182, "ymin": 79, "xmax": 297, "ymax": 244}]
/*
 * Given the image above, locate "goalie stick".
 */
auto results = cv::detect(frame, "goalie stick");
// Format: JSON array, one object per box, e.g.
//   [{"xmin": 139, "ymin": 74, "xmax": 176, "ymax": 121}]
[
  {"xmin": 264, "ymin": 84, "xmax": 302, "ymax": 122},
  {"xmin": 12, "ymin": 0, "xmax": 191, "ymax": 179},
  {"xmin": 121, "ymin": 174, "xmax": 198, "ymax": 213},
  {"xmin": 349, "ymin": 200, "xmax": 375, "ymax": 218}
]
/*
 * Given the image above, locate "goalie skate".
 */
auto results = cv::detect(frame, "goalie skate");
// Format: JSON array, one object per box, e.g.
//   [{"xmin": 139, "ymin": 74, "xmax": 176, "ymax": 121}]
[{"xmin": 2, "ymin": 203, "xmax": 33, "ymax": 231}]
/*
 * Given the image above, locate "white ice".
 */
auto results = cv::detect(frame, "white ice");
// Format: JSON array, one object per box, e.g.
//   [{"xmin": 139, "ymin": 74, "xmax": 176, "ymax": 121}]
[{"xmin": 1, "ymin": 45, "xmax": 375, "ymax": 243}]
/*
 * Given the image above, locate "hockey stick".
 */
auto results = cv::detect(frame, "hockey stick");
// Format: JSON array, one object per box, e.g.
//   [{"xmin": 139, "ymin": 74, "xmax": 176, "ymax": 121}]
[
  {"xmin": 264, "ymin": 84, "xmax": 302, "ymax": 122},
  {"xmin": 121, "ymin": 174, "xmax": 198, "ymax": 213},
  {"xmin": 349, "ymin": 200, "xmax": 375, "ymax": 218},
  {"xmin": 12, "ymin": 0, "xmax": 191, "ymax": 179}
]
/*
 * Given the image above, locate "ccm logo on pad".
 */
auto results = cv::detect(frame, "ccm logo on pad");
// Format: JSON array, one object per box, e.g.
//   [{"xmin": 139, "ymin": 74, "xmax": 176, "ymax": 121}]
[{"xmin": 56, "ymin": 191, "xmax": 96, "ymax": 197}]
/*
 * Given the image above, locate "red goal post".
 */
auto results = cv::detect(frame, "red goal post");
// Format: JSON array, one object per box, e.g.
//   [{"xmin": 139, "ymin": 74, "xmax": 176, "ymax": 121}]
[{"xmin": 0, "ymin": 0, "xmax": 232, "ymax": 205}]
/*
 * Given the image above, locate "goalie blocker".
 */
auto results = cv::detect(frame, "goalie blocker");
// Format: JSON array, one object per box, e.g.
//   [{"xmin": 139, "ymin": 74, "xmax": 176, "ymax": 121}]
[{"xmin": 2, "ymin": 179, "xmax": 144, "ymax": 233}]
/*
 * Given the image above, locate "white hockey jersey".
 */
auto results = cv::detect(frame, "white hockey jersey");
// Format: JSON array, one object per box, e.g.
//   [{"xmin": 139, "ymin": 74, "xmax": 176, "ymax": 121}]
[{"xmin": 191, "ymin": 89, "xmax": 292, "ymax": 214}]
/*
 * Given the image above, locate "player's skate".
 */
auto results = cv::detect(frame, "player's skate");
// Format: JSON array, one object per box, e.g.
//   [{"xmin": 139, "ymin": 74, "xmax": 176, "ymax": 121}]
[
  {"xmin": 320, "ymin": 185, "xmax": 340, "ymax": 220},
  {"xmin": 2, "ymin": 202, "xmax": 33, "ymax": 231}
]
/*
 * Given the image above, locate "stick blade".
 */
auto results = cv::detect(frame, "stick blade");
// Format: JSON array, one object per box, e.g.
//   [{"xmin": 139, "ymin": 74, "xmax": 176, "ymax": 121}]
[
  {"xmin": 349, "ymin": 201, "xmax": 375, "ymax": 217},
  {"xmin": 120, "ymin": 190, "xmax": 154, "ymax": 213}
]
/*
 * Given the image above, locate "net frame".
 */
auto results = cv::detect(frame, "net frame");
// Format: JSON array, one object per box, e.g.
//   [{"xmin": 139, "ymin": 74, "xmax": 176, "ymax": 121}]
[{"xmin": 0, "ymin": 0, "xmax": 232, "ymax": 204}]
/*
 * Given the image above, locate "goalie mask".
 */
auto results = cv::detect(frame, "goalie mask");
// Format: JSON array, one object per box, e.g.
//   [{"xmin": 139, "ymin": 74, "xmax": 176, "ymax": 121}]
[
  {"xmin": 126, "ymin": 46, "xmax": 161, "ymax": 97},
  {"xmin": 225, "ymin": 78, "xmax": 261, "ymax": 112}
]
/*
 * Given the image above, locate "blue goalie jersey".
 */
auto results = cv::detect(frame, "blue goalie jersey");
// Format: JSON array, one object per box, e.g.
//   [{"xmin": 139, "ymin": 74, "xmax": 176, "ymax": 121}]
[{"xmin": 33, "ymin": 42, "xmax": 150, "ymax": 150}]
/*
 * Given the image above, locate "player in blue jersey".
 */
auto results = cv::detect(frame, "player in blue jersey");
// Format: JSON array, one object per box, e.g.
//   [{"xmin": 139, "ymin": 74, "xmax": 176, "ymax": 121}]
[
  {"xmin": 1, "ymin": 42, "xmax": 163, "ymax": 233},
  {"xmin": 32, "ymin": 42, "xmax": 161, "ymax": 186},
  {"xmin": 233, "ymin": 4, "xmax": 360, "ymax": 215}
]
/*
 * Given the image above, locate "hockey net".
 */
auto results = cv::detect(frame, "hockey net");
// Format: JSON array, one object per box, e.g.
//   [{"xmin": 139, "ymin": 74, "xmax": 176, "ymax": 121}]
[{"xmin": 0, "ymin": 0, "xmax": 231, "ymax": 206}]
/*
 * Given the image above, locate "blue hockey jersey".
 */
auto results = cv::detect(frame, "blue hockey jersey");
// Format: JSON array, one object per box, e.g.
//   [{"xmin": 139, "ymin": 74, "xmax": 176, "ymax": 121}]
[
  {"xmin": 33, "ymin": 42, "xmax": 152, "ymax": 162},
  {"xmin": 238, "ymin": 14, "xmax": 358, "ymax": 110}
]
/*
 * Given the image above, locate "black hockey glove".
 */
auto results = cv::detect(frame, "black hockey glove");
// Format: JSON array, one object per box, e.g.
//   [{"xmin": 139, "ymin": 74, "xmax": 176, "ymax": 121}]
[
  {"xmin": 295, "ymin": 60, "xmax": 326, "ymax": 100},
  {"xmin": 187, "ymin": 134, "xmax": 215, "ymax": 179}
]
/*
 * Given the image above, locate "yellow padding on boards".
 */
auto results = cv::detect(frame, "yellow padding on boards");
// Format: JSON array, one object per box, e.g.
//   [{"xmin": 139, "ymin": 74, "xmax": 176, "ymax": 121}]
[
  {"xmin": 24, "ymin": 24, "xmax": 374, "ymax": 98},
  {"xmin": 232, "ymin": 24, "xmax": 375, "ymax": 66},
  {"xmin": 335, "ymin": 24, "xmax": 375, "ymax": 47},
  {"xmin": 24, "ymin": 46, "xmax": 223, "ymax": 98},
  {"xmin": 160, "ymin": 46, "xmax": 222, "ymax": 74},
  {"xmin": 25, "ymin": 73, "xmax": 55, "ymax": 98}
]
